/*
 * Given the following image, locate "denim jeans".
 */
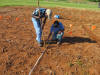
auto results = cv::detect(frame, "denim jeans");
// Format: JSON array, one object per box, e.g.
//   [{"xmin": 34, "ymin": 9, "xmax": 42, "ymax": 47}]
[
  {"xmin": 32, "ymin": 18, "xmax": 42, "ymax": 43},
  {"xmin": 52, "ymin": 32, "xmax": 64, "ymax": 42}
]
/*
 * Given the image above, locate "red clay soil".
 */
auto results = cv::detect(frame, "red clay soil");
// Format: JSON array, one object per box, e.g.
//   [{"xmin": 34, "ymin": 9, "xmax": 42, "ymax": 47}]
[{"xmin": 0, "ymin": 6, "xmax": 100, "ymax": 75}]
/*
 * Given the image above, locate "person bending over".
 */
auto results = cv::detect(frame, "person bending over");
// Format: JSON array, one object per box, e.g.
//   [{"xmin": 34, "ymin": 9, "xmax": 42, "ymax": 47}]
[{"xmin": 32, "ymin": 8, "xmax": 52, "ymax": 47}]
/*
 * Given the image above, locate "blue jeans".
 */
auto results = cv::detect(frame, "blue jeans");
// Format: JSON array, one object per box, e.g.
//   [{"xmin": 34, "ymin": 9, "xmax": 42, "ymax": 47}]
[
  {"xmin": 52, "ymin": 32, "xmax": 64, "ymax": 42},
  {"xmin": 32, "ymin": 18, "xmax": 42, "ymax": 43}
]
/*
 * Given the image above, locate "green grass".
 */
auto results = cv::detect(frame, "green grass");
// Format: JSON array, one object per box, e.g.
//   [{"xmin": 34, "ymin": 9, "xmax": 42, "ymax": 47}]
[{"xmin": 0, "ymin": 0, "xmax": 99, "ymax": 10}]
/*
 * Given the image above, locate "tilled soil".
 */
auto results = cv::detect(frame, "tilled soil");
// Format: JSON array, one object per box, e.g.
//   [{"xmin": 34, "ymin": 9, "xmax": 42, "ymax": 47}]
[{"xmin": 0, "ymin": 6, "xmax": 100, "ymax": 75}]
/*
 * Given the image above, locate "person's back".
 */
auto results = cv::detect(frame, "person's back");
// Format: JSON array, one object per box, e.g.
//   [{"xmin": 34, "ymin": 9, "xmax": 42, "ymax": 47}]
[
  {"xmin": 50, "ymin": 21, "xmax": 64, "ymax": 33},
  {"xmin": 32, "ymin": 8, "xmax": 46, "ymax": 19}
]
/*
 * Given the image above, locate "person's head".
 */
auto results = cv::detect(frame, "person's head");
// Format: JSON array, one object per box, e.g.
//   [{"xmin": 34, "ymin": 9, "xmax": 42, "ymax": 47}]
[
  {"xmin": 45, "ymin": 9, "xmax": 52, "ymax": 19},
  {"xmin": 53, "ymin": 20, "xmax": 59, "ymax": 27}
]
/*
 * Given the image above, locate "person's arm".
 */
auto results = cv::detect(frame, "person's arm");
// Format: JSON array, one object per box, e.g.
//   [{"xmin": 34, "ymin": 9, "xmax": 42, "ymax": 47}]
[
  {"xmin": 32, "ymin": 14, "xmax": 41, "ymax": 19},
  {"xmin": 41, "ymin": 16, "xmax": 47, "ymax": 30},
  {"xmin": 47, "ymin": 25, "xmax": 53, "ymax": 41}
]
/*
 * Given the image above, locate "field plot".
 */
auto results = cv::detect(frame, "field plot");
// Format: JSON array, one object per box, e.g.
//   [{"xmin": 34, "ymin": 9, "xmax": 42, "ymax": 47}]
[{"xmin": 0, "ymin": 6, "xmax": 100, "ymax": 75}]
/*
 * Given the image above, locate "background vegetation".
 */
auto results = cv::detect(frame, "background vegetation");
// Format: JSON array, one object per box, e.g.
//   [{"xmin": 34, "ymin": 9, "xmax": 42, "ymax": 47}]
[{"xmin": 0, "ymin": 0, "xmax": 100, "ymax": 10}]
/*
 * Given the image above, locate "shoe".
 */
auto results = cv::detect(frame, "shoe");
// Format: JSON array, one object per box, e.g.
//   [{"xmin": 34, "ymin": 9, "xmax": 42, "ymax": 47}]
[
  {"xmin": 39, "ymin": 43, "xmax": 43, "ymax": 47},
  {"xmin": 36, "ymin": 40, "xmax": 43, "ymax": 47},
  {"xmin": 57, "ymin": 41, "xmax": 61, "ymax": 45}
]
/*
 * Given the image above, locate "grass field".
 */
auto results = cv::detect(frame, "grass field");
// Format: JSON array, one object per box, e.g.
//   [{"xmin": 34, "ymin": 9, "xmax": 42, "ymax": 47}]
[{"xmin": 0, "ymin": 0, "xmax": 99, "ymax": 10}]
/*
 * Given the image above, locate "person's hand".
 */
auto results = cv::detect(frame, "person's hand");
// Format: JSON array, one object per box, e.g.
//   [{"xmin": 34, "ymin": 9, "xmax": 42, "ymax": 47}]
[
  {"xmin": 36, "ymin": 16, "xmax": 42, "ymax": 19},
  {"xmin": 38, "ymin": 16, "xmax": 41, "ymax": 19},
  {"xmin": 45, "ymin": 39, "xmax": 49, "ymax": 44},
  {"xmin": 58, "ymin": 31, "xmax": 62, "ymax": 34}
]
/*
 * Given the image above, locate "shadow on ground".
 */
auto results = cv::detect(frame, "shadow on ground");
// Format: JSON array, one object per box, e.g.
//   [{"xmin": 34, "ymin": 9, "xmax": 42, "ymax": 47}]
[
  {"xmin": 62, "ymin": 36, "xmax": 96, "ymax": 44},
  {"xmin": 47, "ymin": 36, "xmax": 96, "ymax": 44}
]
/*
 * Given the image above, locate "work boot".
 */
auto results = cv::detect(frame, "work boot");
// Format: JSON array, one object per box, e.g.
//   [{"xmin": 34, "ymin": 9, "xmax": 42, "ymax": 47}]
[
  {"xmin": 36, "ymin": 40, "xmax": 43, "ymax": 47},
  {"xmin": 57, "ymin": 40, "xmax": 62, "ymax": 45},
  {"xmin": 39, "ymin": 43, "xmax": 43, "ymax": 47},
  {"xmin": 57, "ymin": 41, "xmax": 61, "ymax": 45}
]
